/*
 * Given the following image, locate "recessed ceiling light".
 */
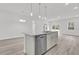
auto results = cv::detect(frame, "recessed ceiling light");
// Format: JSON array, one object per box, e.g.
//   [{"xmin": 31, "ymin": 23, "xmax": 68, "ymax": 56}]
[
  {"xmin": 73, "ymin": 6, "xmax": 78, "ymax": 10},
  {"xmin": 19, "ymin": 19, "xmax": 26, "ymax": 22},
  {"xmin": 65, "ymin": 3, "xmax": 69, "ymax": 6}
]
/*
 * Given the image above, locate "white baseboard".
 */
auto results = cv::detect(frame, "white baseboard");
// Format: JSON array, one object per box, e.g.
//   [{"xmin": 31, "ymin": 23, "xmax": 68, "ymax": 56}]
[
  {"xmin": 0, "ymin": 36, "xmax": 24, "ymax": 40},
  {"xmin": 63, "ymin": 34, "xmax": 79, "ymax": 37}
]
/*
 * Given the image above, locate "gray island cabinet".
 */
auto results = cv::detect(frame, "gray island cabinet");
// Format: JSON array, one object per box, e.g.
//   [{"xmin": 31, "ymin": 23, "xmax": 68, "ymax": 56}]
[{"xmin": 24, "ymin": 31, "xmax": 58, "ymax": 55}]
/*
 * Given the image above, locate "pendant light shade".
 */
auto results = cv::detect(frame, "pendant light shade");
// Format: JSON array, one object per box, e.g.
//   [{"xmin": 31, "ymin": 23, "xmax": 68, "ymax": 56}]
[
  {"xmin": 19, "ymin": 19, "xmax": 26, "ymax": 22},
  {"xmin": 30, "ymin": 12, "xmax": 33, "ymax": 16},
  {"xmin": 38, "ymin": 15, "xmax": 41, "ymax": 18}
]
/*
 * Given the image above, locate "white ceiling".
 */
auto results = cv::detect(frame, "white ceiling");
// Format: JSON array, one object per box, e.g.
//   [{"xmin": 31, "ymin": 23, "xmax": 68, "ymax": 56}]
[{"xmin": 0, "ymin": 3, "xmax": 79, "ymax": 21}]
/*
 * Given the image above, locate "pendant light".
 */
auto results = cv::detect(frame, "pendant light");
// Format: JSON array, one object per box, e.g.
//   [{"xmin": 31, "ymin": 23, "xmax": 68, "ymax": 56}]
[
  {"xmin": 38, "ymin": 3, "xmax": 41, "ymax": 19},
  {"xmin": 19, "ymin": 11, "xmax": 26, "ymax": 23},
  {"xmin": 30, "ymin": 3, "xmax": 33, "ymax": 16}
]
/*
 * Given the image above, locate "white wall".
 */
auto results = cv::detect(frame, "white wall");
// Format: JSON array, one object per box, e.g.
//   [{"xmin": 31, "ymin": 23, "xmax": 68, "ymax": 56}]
[
  {"xmin": 1, "ymin": 13, "xmax": 79, "ymax": 40},
  {"xmin": 0, "ymin": 12, "xmax": 33, "ymax": 40},
  {"xmin": 60, "ymin": 18, "xmax": 79, "ymax": 36},
  {"xmin": 48, "ymin": 17, "xmax": 79, "ymax": 36}
]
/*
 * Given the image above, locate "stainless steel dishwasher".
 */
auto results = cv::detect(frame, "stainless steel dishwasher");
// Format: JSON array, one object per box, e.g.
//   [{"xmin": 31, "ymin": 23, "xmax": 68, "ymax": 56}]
[{"xmin": 35, "ymin": 34, "xmax": 47, "ymax": 55}]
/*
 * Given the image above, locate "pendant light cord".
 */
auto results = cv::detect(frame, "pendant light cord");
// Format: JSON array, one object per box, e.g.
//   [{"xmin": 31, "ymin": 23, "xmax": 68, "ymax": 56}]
[
  {"xmin": 45, "ymin": 5, "xmax": 47, "ymax": 20},
  {"xmin": 39, "ymin": 3, "xmax": 41, "ymax": 16},
  {"xmin": 31, "ymin": 3, "xmax": 32, "ymax": 13}
]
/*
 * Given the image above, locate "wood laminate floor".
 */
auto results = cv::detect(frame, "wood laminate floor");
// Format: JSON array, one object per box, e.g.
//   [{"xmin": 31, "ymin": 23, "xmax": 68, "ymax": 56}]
[
  {"xmin": 46, "ymin": 34, "xmax": 79, "ymax": 55},
  {"xmin": 0, "ymin": 34, "xmax": 79, "ymax": 55},
  {"xmin": 0, "ymin": 37, "xmax": 24, "ymax": 55}
]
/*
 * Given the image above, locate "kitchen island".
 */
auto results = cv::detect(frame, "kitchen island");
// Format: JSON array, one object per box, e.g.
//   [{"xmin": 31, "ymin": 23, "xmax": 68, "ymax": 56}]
[{"xmin": 24, "ymin": 31, "xmax": 58, "ymax": 55}]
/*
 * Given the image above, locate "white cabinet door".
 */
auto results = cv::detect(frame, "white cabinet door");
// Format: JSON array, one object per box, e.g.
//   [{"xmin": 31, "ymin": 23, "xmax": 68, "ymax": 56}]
[{"xmin": 47, "ymin": 32, "xmax": 58, "ymax": 49}]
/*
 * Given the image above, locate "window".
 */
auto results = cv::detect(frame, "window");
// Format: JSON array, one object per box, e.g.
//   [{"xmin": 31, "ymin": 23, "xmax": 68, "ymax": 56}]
[
  {"xmin": 52, "ymin": 24, "xmax": 59, "ymax": 30},
  {"xmin": 68, "ymin": 22, "xmax": 74, "ymax": 30}
]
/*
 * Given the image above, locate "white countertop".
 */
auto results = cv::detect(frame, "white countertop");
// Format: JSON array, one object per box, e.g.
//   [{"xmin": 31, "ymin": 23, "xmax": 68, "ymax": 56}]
[{"xmin": 24, "ymin": 30, "xmax": 59, "ymax": 36}]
